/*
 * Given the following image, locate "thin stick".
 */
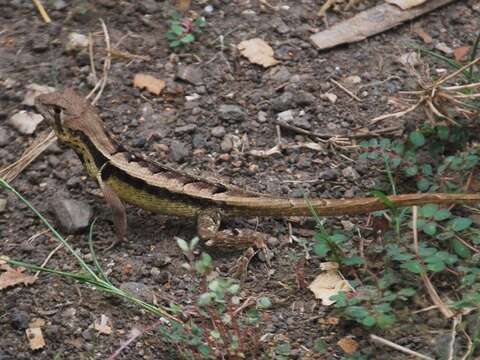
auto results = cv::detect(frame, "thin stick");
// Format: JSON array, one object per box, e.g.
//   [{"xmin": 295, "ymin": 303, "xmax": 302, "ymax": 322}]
[
  {"xmin": 91, "ymin": 19, "xmax": 111, "ymax": 105},
  {"xmin": 32, "ymin": 0, "xmax": 51, "ymax": 24},
  {"xmin": 370, "ymin": 334, "xmax": 434, "ymax": 360},
  {"xmin": 35, "ymin": 243, "xmax": 64, "ymax": 278},
  {"xmin": 434, "ymin": 56, "xmax": 480, "ymax": 87},
  {"xmin": 412, "ymin": 206, "xmax": 454, "ymax": 318},
  {"xmin": 447, "ymin": 315, "xmax": 460, "ymax": 360},
  {"xmin": 88, "ymin": 33, "xmax": 98, "ymax": 84},
  {"xmin": 331, "ymin": 79, "xmax": 362, "ymax": 102}
]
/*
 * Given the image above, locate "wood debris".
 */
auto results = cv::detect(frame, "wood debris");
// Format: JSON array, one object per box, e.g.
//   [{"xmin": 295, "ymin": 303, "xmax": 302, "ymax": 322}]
[
  {"xmin": 237, "ymin": 38, "xmax": 279, "ymax": 68},
  {"xmin": 133, "ymin": 74, "xmax": 166, "ymax": 95}
]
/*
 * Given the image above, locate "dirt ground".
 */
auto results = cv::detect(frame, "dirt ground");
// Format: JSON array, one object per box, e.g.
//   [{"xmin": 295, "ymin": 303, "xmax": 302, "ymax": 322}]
[{"xmin": 0, "ymin": 0, "xmax": 479, "ymax": 359}]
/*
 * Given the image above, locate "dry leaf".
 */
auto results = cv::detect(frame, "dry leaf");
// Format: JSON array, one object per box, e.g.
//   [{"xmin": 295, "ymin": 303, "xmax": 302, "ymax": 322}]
[
  {"xmin": 308, "ymin": 265, "xmax": 352, "ymax": 305},
  {"xmin": 93, "ymin": 314, "xmax": 113, "ymax": 335},
  {"xmin": 133, "ymin": 74, "xmax": 166, "ymax": 95},
  {"xmin": 22, "ymin": 84, "xmax": 56, "ymax": 106},
  {"xmin": 29, "ymin": 318, "xmax": 46, "ymax": 328},
  {"xmin": 454, "ymin": 46, "xmax": 470, "ymax": 62},
  {"xmin": 337, "ymin": 337, "xmax": 359, "ymax": 354},
  {"xmin": 385, "ymin": 0, "xmax": 426, "ymax": 10},
  {"xmin": 413, "ymin": 27, "xmax": 433, "ymax": 43},
  {"xmin": 0, "ymin": 264, "xmax": 36, "ymax": 290},
  {"xmin": 176, "ymin": 0, "xmax": 191, "ymax": 11},
  {"xmin": 237, "ymin": 38, "xmax": 279, "ymax": 68},
  {"xmin": 26, "ymin": 327, "xmax": 46, "ymax": 350}
]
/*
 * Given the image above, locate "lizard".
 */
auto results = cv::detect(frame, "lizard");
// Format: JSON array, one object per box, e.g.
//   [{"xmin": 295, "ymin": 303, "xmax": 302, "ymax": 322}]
[{"xmin": 34, "ymin": 88, "xmax": 480, "ymax": 249}]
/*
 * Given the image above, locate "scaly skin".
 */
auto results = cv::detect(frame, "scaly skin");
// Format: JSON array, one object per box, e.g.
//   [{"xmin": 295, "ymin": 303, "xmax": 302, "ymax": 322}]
[{"xmin": 35, "ymin": 89, "xmax": 480, "ymax": 247}]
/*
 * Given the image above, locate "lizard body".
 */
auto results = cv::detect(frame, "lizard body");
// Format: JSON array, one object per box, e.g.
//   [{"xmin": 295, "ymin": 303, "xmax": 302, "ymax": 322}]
[{"xmin": 35, "ymin": 89, "xmax": 480, "ymax": 247}]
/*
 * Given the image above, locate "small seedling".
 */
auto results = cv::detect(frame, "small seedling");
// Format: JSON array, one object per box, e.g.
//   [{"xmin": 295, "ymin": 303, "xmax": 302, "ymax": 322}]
[{"xmin": 166, "ymin": 11, "xmax": 206, "ymax": 49}]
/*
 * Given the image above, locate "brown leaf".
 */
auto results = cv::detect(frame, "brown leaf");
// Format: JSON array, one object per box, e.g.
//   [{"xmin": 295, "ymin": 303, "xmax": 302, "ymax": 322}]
[
  {"xmin": 0, "ymin": 264, "xmax": 36, "ymax": 290},
  {"xmin": 176, "ymin": 0, "xmax": 191, "ymax": 12},
  {"xmin": 93, "ymin": 314, "xmax": 113, "ymax": 335},
  {"xmin": 133, "ymin": 74, "xmax": 166, "ymax": 95},
  {"xmin": 337, "ymin": 337, "xmax": 359, "ymax": 354},
  {"xmin": 308, "ymin": 263, "xmax": 352, "ymax": 305},
  {"xmin": 26, "ymin": 327, "xmax": 46, "ymax": 350},
  {"xmin": 237, "ymin": 38, "xmax": 279, "ymax": 68},
  {"xmin": 454, "ymin": 46, "xmax": 471, "ymax": 62},
  {"xmin": 413, "ymin": 27, "xmax": 433, "ymax": 44}
]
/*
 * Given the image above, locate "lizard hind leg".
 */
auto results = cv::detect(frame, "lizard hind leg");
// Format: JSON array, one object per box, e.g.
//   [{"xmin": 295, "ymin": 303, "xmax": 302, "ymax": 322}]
[{"xmin": 197, "ymin": 209, "xmax": 268, "ymax": 253}]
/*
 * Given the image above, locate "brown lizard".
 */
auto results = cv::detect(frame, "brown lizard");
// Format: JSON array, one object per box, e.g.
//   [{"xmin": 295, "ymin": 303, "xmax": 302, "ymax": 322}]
[{"xmin": 34, "ymin": 88, "xmax": 480, "ymax": 249}]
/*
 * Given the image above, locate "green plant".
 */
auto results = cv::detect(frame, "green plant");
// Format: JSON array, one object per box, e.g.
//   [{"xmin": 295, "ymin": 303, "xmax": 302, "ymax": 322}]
[
  {"xmin": 166, "ymin": 11, "xmax": 206, "ymax": 48},
  {"xmin": 0, "ymin": 177, "xmax": 269, "ymax": 359}
]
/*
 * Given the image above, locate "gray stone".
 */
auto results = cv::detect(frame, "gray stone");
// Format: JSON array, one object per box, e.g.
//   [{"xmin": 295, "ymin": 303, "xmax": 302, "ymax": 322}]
[
  {"xmin": 320, "ymin": 168, "xmax": 339, "ymax": 181},
  {"xmin": 9, "ymin": 111, "xmax": 43, "ymax": 135},
  {"xmin": 169, "ymin": 141, "xmax": 189, "ymax": 163},
  {"xmin": 50, "ymin": 198, "xmax": 93, "ymax": 234},
  {"xmin": 10, "ymin": 310, "xmax": 30, "ymax": 330},
  {"xmin": 177, "ymin": 65, "xmax": 203, "ymax": 85},
  {"xmin": 271, "ymin": 92, "xmax": 294, "ymax": 112},
  {"xmin": 0, "ymin": 128, "xmax": 9, "ymax": 146},
  {"xmin": 292, "ymin": 115, "xmax": 311, "ymax": 130},
  {"xmin": 342, "ymin": 166, "xmax": 360, "ymax": 180},
  {"xmin": 220, "ymin": 135, "xmax": 233, "ymax": 152},
  {"xmin": 263, "ymin": 66, "xmax": 291, "ymax": 83},
  {"xmin": 174, "ymin": 124, "xmax": 197, "ymax": 135},
  {"xmin": 218, "ymin": 105, "xmax": 246, "ymax": 122},
  {"xmin": 211, "ymin": 126, "xmax": 226, "ymax": 138},
  {"xmin": 257, "ymin": 111, "xmax": 268, "ymax": 123},
  {"xmin": 119, "ymin": 282, "xmax": 155, "ymax": 303},
  {"xmin": 192, "ymin": 134, "xmax": 206, "ymax": 148},
  {"xmin": 295, "ymin": 91, "xmax": 316, "ymax": 106},
  {"xmin": 276, "ymin": 110, "xmax": 294, "ymax": 123},
  {"xmin": 53, "ymin": 0, "xmax": 67, "ymax": 10}
]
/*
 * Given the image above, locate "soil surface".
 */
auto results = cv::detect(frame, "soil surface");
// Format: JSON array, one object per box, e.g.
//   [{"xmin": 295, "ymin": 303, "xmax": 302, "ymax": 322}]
[{"xmin": 0, "ymin": 0, "xmax": 479, "ymax": 359}]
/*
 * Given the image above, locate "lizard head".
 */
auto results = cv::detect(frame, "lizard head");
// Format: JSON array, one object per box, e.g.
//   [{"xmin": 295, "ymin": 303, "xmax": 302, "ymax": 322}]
[{"xmin": 35, "ymin": 88, "xmax": 116, "ymax": 154}]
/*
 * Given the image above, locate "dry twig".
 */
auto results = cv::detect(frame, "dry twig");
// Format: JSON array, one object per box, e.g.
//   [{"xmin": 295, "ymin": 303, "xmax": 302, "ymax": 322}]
[
  {"xmin": 370, "ymin": 334, "xmax": 434, "ymax": 360},
  {"xmin": 32, "ymin": 0, "xmax": 51, "ymax": 23}
]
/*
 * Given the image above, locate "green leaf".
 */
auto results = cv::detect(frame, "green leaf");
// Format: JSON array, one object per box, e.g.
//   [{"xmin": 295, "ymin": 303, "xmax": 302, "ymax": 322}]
[
  {"xmin": 401, "ymin": 260, "xmax": 424, "ymax": 274},
  {"xmin": 422, "ymin": 164, "xmax": 433, "ymax": 176},
  {"xmin": 176, "ymin": 237, "xmax": 189, "ymax": 252},
  {"xmin": 376, "ymin": 314, "xmax": 396, "ymax": 328},
  {"xmin": 398, "ymin": 288, "xmax": 416, "ymax": 297},
  {"xmin": 405, "ymin": 165, "xmax": 418, "ymax": 177},
  {"xmin": 409, "ymin": 131, "xmax": 426, "ymax": 147},
  {"xmin": 257, "ymin": 297, "xmax": 272, "ymax": 309},
  {"xmin": 437, "ymin": 231, "xmax": 455, "ymax": 241},
  {"xmin": 171, "ymin": 23, "xmax": 184, "ymax": 35},
  {"xmin": 169, "ymin": 40, "xmax": 182, "ymax": 48},
  {"xmin": 451, "ymin": 217, "xmax": 473, "ymax": 232},
  {"xmin": 342, "ymin": 256, "xmax": 365, "ymax": 266},
  {"xmin": 346, "ymin": 306, "xmax": 369, "ymax": 319},
  {"xmin": 417, "ymin": 178, "xmax": 432, "ymax": 191},
  {"xmin": 436, "ymin": 126, "xmax": 449, "ymax": 140},
  {"xmin": 314, "ymin": 242, "xmax": 330, "ymax": 257},
  {"xmin": 451, "ymin": 238, "xmax": 472, "ymax": 259},
  {"xmin": 421, "ymin": 222, "xmax": 437, "ymax": 236},
  {"xmin": 181, "ymin": 33, "xmax": 195, "ymax": 43},
  {"xmin": 361, "ymin": 316, "xmax": 376, "ymax": 327},
  {"xmin": 419, "ymin": 204, "xmax": 438, "ymax": 218},
  {"xmin": 434, "ymin": 209, "xmax": 451, "ymax": 221},
  {"xmin": 329, "ymin": 233, "xmax": 348, "ymax": 244},
  {"xmin": 426, "ymin": 261, "xmax": 445, "ymax": 272},
  {"xmin": 313, "ymin": 339, "xmax": 328, "ymax": 353}
]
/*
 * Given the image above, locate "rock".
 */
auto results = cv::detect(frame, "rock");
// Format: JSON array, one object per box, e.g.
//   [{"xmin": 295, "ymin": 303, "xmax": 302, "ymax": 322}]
[
  {"xmin": 22, "ymin": 83, "xmax": 56, "ymax": 106},
  {"xmin": 119, "ymin": 282, "xmax": 155, "ymax": 303},
  {"xmin": 292, "ymin": 115, "xmax": 311, "ymax": 130},
  {"xmin": 295, "ymin": 91, "xmax": 316, "ymax": 106},
  {"xmin": 321, "ymin": 93, "xmax": 337, "ymax": 104},
  {"xmin": 271, "ymin": 92, "xmax": 294, "ymax": 112},
  {"xmin": 53, "ymin": 0, "xmax": 67, "ymax": 10},
  {"xmin": 211, "ymin": 126, "xmax": 226, "ymax": 138},
  {"xmin": 0, "ymin": 128, "xmax": 9, "ymax": 146},
  {"xmin": 320, "ymin": 168, "xmax": 339, "ymax": 181},
  {"xmin": 65, "ymin": 32, "xmax": 89, "ymax": 51},
  {"xmin": 277, "ymin": 110, "xmax": 294, "ymax": 122},
  {"xmin": 263, "ymin": 66, "xmax": 291, "ymax": 83},
  {"xmin": 174, "ymin": 124, "xmax": 197, "ymax": 135},
  {"xmin": 272, "ymin": 17, "xmax": 290, "ymax": 34},
  {"xmin": 50, "ymin": 198, "xmax": 93, "ymax": 234},
  {"xmin": 9, "ymin": 111, "xmax": 43, "ymax": 135},
  {"xmin": 0, "ymin": 198, "xmax": 6, "ymax": 212},
  {"xmin": 218, "ymin": 104, "xmax": 246, "ymax": 122},
  {"xmin": 432, "ymin": 333, "xmax": 452, "ymax": 360},
  {"xmin": 220, "ymin": 135, "xmax": 234, "ymax": 152},
  {"xmin": 32, "ymin": 34, "xmax": 49, "ymax": 52},
  {"xmin": 257, "ymin": 111, "xmax": 268, "ymax": 123},
  {"xmin": 192, "ymin": 134, "xmax": 206, "ymax": 148},
  {"xmin": 169, "ymin": 141, "xmax": 189, "ymax": 163},
  {"xmin": 177, "ymin": 65, "xmax": 203, "ymax": 85},
  {"xmin": 342, "ymin": 166, "xmax": 360, "ymax": 180},
  {"xmin": 10, "ymin": 310, "xmax": 30, "ymax": 330}
]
